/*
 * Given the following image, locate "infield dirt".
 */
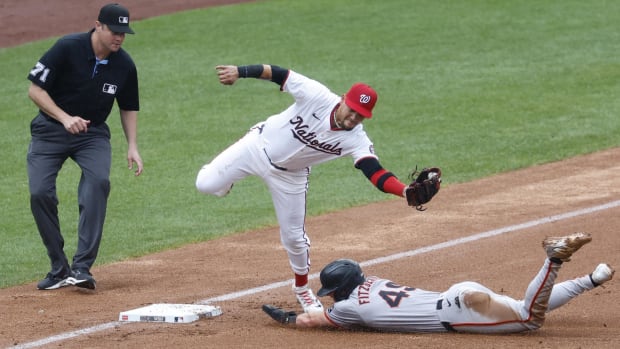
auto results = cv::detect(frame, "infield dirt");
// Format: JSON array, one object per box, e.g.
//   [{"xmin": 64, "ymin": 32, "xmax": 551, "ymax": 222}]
[{"xmin": 1, "ymin": 1, "xmax": 618, "ymax": 348}]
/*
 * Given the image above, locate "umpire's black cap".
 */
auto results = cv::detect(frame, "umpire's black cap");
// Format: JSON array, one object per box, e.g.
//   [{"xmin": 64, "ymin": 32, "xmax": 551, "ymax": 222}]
[{"xmin": 98, "ymin": 3, "xmax": 135, "ymax": 34}]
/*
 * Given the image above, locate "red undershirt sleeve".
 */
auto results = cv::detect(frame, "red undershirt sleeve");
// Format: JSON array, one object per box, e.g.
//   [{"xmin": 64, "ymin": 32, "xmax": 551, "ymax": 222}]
[
  {"xmin": 370, "ymin": 169, "xmax": 406, "ymax": 197},
  {"xmin": 355, "ymin": 157, "xmax": 406, "ymax": 197}
]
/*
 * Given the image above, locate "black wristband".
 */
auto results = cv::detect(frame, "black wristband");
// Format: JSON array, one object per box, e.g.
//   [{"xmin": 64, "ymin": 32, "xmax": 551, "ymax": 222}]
[
  {"xmin": 237, "ymin": 65, "xmax": 264, "ymax": 78},
  {"xmin": 376, "ymin": 171, "xmax": 395, "ymax": 192}
]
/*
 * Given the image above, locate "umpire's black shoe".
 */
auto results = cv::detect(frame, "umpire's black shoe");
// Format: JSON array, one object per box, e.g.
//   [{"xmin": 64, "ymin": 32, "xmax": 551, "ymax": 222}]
[
  {"xmin": 69, "ymin": 270, "xmax": 96, "ymax": 290},
  {"xmin": 37, "ymin": 273, "xmax": 71, "ymax": 290}
]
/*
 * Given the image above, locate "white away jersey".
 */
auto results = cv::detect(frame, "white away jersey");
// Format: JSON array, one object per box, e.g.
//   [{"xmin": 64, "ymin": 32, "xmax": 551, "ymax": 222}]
[
  {"xmin": 326, "ymin": 277, "xmax": 446, "ymax": 333},
  {"xmin": 258, "ymin": 70, "xmax": 377, "ymax": 171}
]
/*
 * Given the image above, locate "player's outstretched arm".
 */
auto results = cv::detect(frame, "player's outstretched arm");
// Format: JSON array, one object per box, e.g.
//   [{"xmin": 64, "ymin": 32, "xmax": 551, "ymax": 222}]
[
  {"xmin": 355, "ymin": 157, "xmax": 407, "ymax": 197},
  {"xmin": 262, "ymin": 304, "xmax": 333, "ymax": 328},
  {"xmin": 216, "ymin": 64, "xmax": 288, "ymax": 86},
  {"xmin": 216, "ymin": 65, "xmax": 241, "ymax": 85},
  {"xmin": 296, "ymin": 311, "xmax": 333, "ymax": 328},
  {"xmin": 216, "ymin": 64, "xmax": 270, "ymax": 85}
]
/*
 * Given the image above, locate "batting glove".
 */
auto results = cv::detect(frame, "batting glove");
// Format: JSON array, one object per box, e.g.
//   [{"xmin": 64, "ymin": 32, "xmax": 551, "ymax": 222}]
[{"xmin": 262, "ymin": 304, "xmax": 297, "ymax": 324}]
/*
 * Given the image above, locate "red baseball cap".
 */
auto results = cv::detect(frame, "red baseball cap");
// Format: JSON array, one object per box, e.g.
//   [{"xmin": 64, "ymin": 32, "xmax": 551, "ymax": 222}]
[{"xmin": 344, "ymin": 82, "xmax": 378, "ymax": 118}]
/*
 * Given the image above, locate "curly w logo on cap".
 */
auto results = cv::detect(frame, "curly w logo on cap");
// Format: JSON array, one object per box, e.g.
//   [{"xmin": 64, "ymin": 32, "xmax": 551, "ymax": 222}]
[{"xmin": 344, "ymin": 82, "xmax": 377, "ymax": 118}]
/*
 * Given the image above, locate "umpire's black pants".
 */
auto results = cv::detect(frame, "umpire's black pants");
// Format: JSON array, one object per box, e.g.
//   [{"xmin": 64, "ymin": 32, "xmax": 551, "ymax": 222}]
[{"xmin": 27, "ymin": 114, "xmax": 111, "ymax": 278}]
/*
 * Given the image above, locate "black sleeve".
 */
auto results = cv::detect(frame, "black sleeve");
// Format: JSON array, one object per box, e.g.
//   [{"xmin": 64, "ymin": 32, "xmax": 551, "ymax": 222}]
[
  {"xmin": 355, "ymin": 157, "xmax": 383, "ymax": 179},
  {"xmin": 270, "ymin": 65, "xmax": 289, "ymax": 86},
  {"xmin": 27, "ymin": 38, "xmax": 67, "ymax": 89},
  {"xmin": 117, "ymin": 61, "xmax": 139, "ymax": 111}
]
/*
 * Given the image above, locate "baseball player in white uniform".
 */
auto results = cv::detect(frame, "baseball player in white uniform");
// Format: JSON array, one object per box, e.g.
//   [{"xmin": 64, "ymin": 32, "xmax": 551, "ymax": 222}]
[
  {"xmin": 196, "ymin": 64, "xmax": 415, "ymax": 313},
  {"xmin": 262, "ymin": 232, "xmax": 615, "ymax": 333}
]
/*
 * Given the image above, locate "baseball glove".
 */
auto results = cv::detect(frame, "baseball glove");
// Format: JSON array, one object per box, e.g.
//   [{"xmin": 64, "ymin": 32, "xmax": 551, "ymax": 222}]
[
  {"xmin": 262, "ymin": 304, "xmax": 297, "ymax": 324},
  {"xmin": 405, "ymin": 167, "xmax": 442, "ymax": 211}
]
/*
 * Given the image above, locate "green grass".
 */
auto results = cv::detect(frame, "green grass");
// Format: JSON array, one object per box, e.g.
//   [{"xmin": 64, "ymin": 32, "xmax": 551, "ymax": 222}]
[{"xmin": 1, "ymin": 0, "xmax": 619, "ymax": 288}]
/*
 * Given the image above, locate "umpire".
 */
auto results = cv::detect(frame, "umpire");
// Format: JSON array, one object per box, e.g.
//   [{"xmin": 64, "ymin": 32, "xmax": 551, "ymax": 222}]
[{"xmin": 26, "ymin": 3, "xmax": 143, "ymax": 290}]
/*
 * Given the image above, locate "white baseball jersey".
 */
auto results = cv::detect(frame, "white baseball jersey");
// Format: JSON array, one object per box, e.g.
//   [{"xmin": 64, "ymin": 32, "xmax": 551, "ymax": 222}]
[
  {"xmin": 259, "ymin": 70, "xmax": 377, "ymax": 171},
  {"xmin": 325, "ymin": 259, "xmax": 598, "ymax": 333},
  {"xmin": 196, "ymin": 69, "xmax": 380, "ymax": 276}
]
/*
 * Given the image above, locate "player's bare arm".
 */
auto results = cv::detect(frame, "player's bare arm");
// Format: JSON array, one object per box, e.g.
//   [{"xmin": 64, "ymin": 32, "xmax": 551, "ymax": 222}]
[
  {"xmin": 216, "ymin": 64, "xmax": 271, "ymax": 85},
  {"xmin": 216, "ymin": 64, "xmax": 290, "ymax": 86},
  {"xmin": 262, "ymin": 305, "xmax": 334, "ymax": 329},
  {"xmin": 295, "ymin": 311, "xmax": 333, "ymax": 328}
]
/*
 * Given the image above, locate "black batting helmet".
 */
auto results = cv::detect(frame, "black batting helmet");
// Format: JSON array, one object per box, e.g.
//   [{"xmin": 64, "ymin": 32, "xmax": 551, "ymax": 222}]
[{"xmin": 317, "ymin": 259, "xmax": 365, "ymax": 301}]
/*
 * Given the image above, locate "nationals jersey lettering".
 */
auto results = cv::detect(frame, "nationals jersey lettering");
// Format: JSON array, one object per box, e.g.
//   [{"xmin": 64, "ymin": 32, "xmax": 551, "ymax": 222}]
[
  {"xmin": 289, "ymin": 116, "xmax": 342, "ymax": 155},
  {"xmin": 259, "ymin": 71, "xmax": 377, "ymax": 171}
]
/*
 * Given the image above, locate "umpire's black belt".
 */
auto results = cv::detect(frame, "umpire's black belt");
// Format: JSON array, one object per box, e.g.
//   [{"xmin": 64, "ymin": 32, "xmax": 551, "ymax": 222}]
[{"xmin": 436, "ymin": 299, "xmax": 457, "ymax": 332}]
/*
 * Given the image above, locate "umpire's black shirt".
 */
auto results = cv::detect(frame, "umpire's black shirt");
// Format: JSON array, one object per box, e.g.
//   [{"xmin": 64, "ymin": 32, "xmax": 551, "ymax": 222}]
[{"xmin": 27, "ymin": 29, "xmax": 139, "ymax": 126}]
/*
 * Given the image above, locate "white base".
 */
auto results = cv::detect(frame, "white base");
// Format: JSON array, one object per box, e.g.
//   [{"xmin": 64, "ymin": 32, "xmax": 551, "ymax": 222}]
[{"xmin": 119, "ymin": 303, "xmax": 222, "ymax": 323}]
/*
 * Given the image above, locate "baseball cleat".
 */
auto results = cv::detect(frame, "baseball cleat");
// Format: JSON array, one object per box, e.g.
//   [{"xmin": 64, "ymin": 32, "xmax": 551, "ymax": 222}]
[
  {"xmin": 590, "ymin": 263, "xmax": 615, "ymax": 287},
  {"xmin": 542, "ymin": 232, "xmax": 592, "ymax": 262},
  {"xmin": 293, "ymin": 284, "xmax": 324, "ymax": 313}
]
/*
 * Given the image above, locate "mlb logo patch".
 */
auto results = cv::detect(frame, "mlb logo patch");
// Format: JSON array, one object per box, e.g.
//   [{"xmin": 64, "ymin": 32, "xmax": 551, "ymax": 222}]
[
  {"xmin": 103, "ymin": 83, "xmax": 117, "ymax": 95},
  {"xmin": 118, "ymin": 16, "xmax": 129, "ymax": 24}
]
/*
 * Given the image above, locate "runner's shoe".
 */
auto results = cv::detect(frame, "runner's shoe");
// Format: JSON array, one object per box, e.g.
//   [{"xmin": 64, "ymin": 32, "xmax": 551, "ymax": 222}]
[
  {"xmin": 542, "ymin": 232, "xmax": 592, "ymax": 262},
  {"xmin": 37, "ymin": 273, "xmax": 71, "ymax": 290},
  {"xmin": 590, "ymin": 263, "xmax": 615, "ymax": 287},
  {"xmin": 293, "ymin": 284, "xmax": 324, "ymax": 313}
]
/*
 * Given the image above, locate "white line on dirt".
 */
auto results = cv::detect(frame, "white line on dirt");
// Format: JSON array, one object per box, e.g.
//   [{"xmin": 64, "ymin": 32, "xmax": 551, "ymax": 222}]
[{"xmin": 10, "ymin": 199, "xmax": 620, "ymax": 349}]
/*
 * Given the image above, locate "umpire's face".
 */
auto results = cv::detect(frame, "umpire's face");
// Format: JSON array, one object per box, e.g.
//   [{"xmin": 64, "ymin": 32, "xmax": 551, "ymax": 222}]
[{"xmin": 95, "ymin": 22, "xmax": 126, "ymax": 53}]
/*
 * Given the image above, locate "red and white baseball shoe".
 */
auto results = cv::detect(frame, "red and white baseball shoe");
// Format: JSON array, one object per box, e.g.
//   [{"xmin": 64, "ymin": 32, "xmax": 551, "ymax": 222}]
[{"xmin": 293, "ymin": 284, "xmax": 324, "ymax": 313}]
